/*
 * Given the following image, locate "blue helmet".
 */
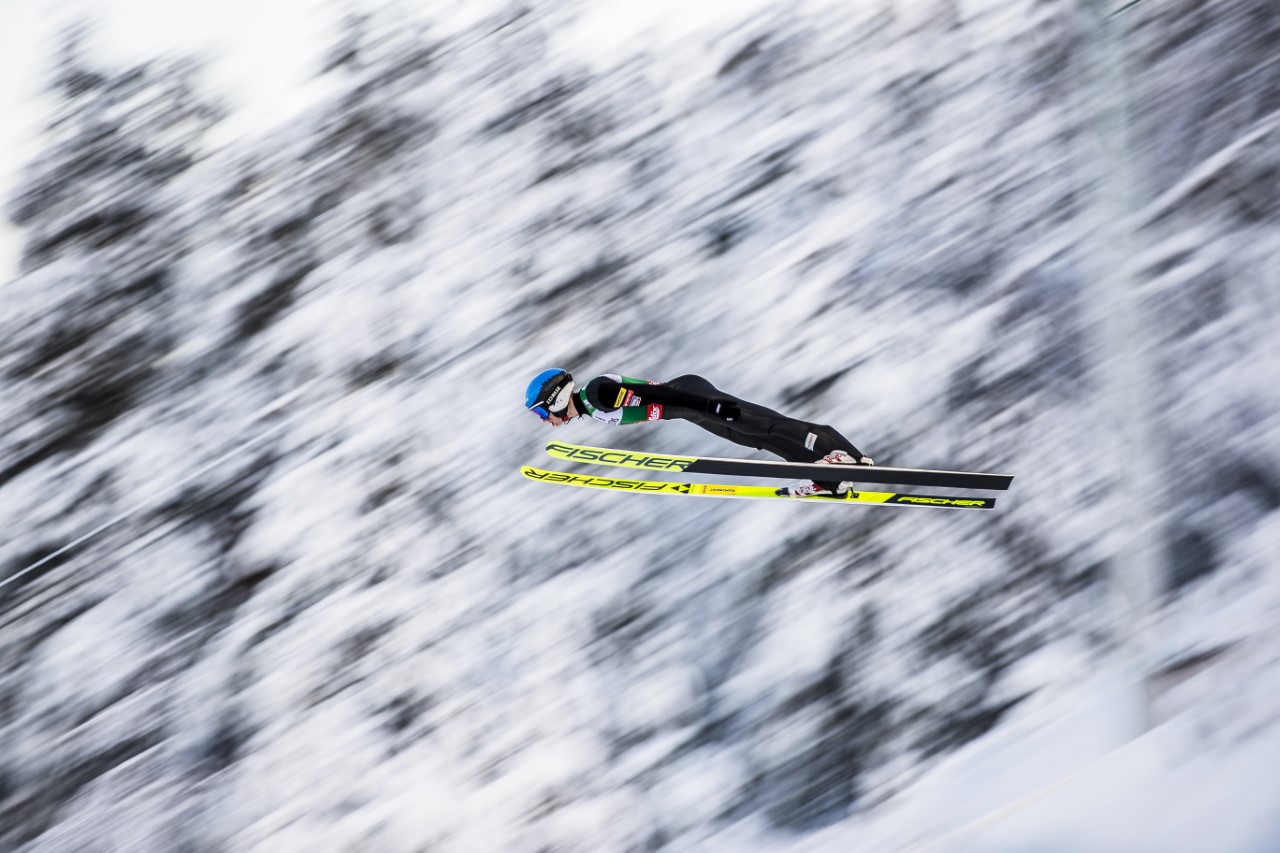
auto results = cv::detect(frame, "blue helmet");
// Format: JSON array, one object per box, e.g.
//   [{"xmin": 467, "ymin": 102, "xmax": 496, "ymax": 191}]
[{"xmin": 525, "ymin": 368, "xmax": 574, "ymax": 420}]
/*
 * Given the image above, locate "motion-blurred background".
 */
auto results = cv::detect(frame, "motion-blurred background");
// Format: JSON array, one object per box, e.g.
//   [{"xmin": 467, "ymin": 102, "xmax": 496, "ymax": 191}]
[{"xmin": 2, "ymin": 1, "xmax": 1278, "ymax": 850}]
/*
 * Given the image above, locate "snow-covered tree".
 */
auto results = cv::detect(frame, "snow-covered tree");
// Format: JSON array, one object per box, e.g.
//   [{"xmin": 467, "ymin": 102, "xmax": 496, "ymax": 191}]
[{"xmin": 2, "ymin": 27, "xmax": 220, "ymax": 487}]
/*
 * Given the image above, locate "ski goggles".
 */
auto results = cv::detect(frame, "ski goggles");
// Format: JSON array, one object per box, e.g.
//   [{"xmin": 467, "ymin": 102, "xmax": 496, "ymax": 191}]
[{"xmin": 528, "ymin": 376, "xmax": 574, "ymax": 420}]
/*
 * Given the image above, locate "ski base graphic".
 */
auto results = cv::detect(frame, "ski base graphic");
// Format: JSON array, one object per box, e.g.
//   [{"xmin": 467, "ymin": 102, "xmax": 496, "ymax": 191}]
[{"xmin": 522, "ymin": 466, "xmax": 996, "ymax": 510}]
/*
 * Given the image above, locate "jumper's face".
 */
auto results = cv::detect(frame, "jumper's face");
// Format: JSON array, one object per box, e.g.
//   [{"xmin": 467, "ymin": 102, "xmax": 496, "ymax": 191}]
[{"xmin": 544, "ymin": 396, "xmax": 577, "ymax": 427}]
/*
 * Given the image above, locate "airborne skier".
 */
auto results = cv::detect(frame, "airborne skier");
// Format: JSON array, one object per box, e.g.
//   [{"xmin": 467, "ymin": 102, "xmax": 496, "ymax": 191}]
[{"xmin": 523, "ymin": 369, "xmax": 874, "ymax": 497}]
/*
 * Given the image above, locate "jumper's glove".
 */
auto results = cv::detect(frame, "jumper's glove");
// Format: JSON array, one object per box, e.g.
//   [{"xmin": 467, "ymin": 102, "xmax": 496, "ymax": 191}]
[{"xmin": 706, "ymin": 399, "xmax": 740, "ymax": 421}]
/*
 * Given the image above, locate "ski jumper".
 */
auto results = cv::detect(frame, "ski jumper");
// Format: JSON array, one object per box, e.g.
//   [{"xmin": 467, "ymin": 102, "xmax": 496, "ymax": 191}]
[{"xmin": 574, "ymin": 373, "xmax": 864, "ymax": 464}]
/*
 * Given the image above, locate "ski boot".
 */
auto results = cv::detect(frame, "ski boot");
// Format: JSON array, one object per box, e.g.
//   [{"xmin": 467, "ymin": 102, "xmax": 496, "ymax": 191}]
[{"xmin": 776, "ymin": 449, "xmax": 874, "ymax": 497}]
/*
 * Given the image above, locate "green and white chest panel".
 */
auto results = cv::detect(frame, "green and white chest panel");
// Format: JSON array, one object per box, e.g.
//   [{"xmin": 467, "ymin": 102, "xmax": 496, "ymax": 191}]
[{"xmin": 581, "ymin": 373, "xmax": 665, "ymax": 425}]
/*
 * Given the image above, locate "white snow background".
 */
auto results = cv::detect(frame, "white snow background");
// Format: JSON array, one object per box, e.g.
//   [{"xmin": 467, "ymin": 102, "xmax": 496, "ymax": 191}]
[{"xmin": 2, "ymin": 0, "xmax": 1279, "ymax": 851}]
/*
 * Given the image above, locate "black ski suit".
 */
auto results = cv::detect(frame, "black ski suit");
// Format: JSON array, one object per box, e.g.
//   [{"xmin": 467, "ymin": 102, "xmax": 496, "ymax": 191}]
[{"xmin": 577, "ymin": 373, "xmax": 864, "ymax": 465}]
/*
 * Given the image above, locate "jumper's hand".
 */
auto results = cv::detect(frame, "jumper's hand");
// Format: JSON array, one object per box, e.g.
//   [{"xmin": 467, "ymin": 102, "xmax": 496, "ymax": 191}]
[{"xmin": 707, "ymin": 399, "xmax": 740, "ymax": 421}]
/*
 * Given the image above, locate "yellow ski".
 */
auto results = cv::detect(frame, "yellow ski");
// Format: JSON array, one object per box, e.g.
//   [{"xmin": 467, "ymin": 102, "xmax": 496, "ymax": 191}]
[
  {"xmin": 521, "ymin": 467, "xmax": 996, "ymax": 510},
  {"xmin": 544, "ymin": 441, "xmax": 1013, "ymax": 491}
]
